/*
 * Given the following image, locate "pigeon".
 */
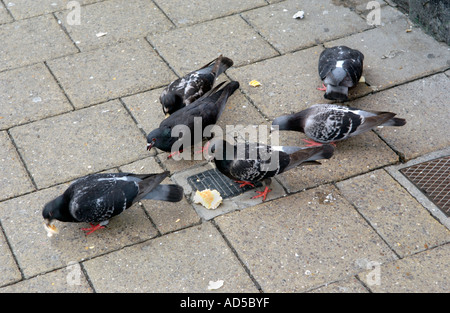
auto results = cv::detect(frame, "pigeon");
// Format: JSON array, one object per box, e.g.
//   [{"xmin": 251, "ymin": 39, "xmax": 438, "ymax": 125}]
[
  {"xmin": 160, "ymin": 55, "xmax": 234, "ymax": 116},
  {"xmin": 42, "ymin": 171, "xmax": 183, "ymax": 235},
  {"xmin": 147, "ymin": 81, "xmax": 240, "ymax": 156},
  {"xmin": 272, "ymin": 104, "xmax": 406, "ymax": 146},
  {"xmin": 207, "ymin": 139, "xmax": 335, "ymax": 201},
  {"xmin": 318, "ymin": 46, "xmax": 364, "ymax": 101}
]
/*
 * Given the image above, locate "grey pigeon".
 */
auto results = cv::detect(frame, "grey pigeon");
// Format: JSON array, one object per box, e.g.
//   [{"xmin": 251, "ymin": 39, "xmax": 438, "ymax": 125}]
[
  {"xmin": 272, "ymin": 104, "xmax": 406, "ymax": 146},
  {"xmin": 207, "ymin": 139, "xmax": 335, "ymax": 201},
  {"xmin": 160, "ymin": 55, "xmax": 233, "ymax": 116},
  {"xmin": 42, "ymin": 172, "xmax": 183, "ymax": 235},
  {"xmin": 318, "ymin": 46, "xmax": 364, "ymax": 101},
  {"xmin": 147, "ymin": 81, "xmax": 239, "ymax": 156}
]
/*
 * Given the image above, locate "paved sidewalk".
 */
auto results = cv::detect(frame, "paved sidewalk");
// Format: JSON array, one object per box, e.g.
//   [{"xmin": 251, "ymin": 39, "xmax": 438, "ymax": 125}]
[{"xmin": 0, "ymin": 0, "xmax": 449, "ymax": 293}]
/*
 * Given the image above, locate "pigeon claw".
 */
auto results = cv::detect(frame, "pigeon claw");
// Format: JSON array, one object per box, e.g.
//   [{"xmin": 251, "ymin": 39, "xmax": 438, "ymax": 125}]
[
  {"xmin": 251, "ymin": 186, "xmax": 272, "ymax": 201},
  {"xmin": 167, "ymin": 150, "xmax": 182, "ymax": 159},
  {"xmin": 81, "ymin": 223, "xmax": 105, "ymax": 236},
  {"xmin": 302, "ymin": 139, "xmax": 332, "ymax": 147},
  {"xmin": 316, "ymin": 83, "xmax": 327, "ymax": 91},
  {"xmin": 235, "ymin": 181, "xmax": 255, "ymax": 188}
]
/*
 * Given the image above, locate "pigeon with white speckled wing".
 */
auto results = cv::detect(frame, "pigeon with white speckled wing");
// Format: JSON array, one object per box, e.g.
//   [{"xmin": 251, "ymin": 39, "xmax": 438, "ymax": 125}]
[
  {"xmin": 42, "ymin": 172, "xmax": 183, "ymax": 235},
  {"xmin": 272, "ymin": 104, "xmax": 406, "ymax": 146},
  {"xmin": 318, "ymin": 46, "xmax": 364, "ymax": 101},
  {"xmin": 160, "ymin": 55, "xmax": 233, "ymax": 116},
  {"xmin": 208, "ymin": 139, "xmax": 335, "ymax": 201}
]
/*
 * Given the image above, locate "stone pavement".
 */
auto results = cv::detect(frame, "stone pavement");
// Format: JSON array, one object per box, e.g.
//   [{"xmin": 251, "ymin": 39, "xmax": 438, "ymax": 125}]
[{"xmin": 0, "ymin": 0, "xmax": 449, "ymax": 293}]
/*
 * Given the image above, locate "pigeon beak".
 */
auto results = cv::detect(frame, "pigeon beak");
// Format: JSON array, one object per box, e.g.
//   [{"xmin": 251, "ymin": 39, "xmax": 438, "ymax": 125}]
[
  {"xmin": 43, "ymin": 219, "xmax": 59, "ymax": 236},
  {"xmin": 146, "ymin": 142, "xmax": 153, "ymax": 151},
  {"xmin": 164, "ymin": 113, "xmax": 170, "ymax": 119}
]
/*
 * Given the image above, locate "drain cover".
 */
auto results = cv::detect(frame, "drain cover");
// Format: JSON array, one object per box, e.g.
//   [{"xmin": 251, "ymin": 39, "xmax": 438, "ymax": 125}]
[
  {"xmin": 187, "ymin": 168, "xmax": 261, "ymax": 199},
  {"xmin": 400, "ymin": 156, "xmax": 450, "ymax": 217}
]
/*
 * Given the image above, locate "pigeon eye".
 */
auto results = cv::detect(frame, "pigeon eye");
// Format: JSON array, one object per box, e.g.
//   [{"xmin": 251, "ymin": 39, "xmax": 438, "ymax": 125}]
[{"xmin": 152, "ymin": 138, "xmax": 156, "ymax": 142}]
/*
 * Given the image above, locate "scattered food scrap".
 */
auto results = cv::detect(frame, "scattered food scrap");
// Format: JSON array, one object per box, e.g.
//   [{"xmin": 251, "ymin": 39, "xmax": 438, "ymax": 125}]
[
  {"xmin": 193, "ymin": 189, "xmax": 222, "ymax": 209},
  {"xmin": 249, "ymin": 80, "xmax": 261, "ymax": 87},
  {"xmin": 292, "ymin": 11, "xmax": 305, "ymax": 19},
  {"xmin": 207, "ymin": 280, "xmax": 224, "ymax": 290}
]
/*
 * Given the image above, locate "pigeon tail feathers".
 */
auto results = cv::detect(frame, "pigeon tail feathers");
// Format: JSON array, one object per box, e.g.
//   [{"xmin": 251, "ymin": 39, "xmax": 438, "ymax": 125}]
[
  {"xmin": 381, "ymin": 117, "xmax": 406, "ymax": 127},
  {"xmin": 285, "ymin": 144, "xmax": 334, "ymax": 171},
  {"xmin": 140, "ymin": 184, "xmax": 184, "ymax": 202},
  {"xmin": 134, "ymin": 172, "xmax": 170, "ymax": 203}
]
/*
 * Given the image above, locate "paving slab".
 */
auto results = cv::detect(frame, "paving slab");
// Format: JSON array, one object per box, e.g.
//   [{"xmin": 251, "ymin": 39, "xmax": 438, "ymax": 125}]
[
  {"xmin": 0, "ymin": 63, "xmax": 73, "ymax": 130},
  {"xmin": 309, "ymin": 277, "xmax": 368, "ymax": 293},
  {"xmin": 119, "ymin": 157, "xmax": 201, "ymax": 234},
  {"xmin": 0, "ymin": 230, "xmax": 21, "ymax": 287},
  {"xmin": 56, "ymin": 0, "xmax": 174, "ymax": 51},
  {"xmin": 0, "ymin": 265, "xmax": 92, "ymax": 292},
  {"xmin": 9, "ymin": 101, "xmax": 148, "ymax": 189},
  {"xmin": 153, "ymin": 0, "xmax": 266, "ymax": 26},
  {"xmin": 147, "ymin": 15, "xmax": 279, "ymax": 75},
  {"xmin": 272, "ymin": 130, "xmax": 399, "ymax": 193},
  {"xmin": 4, "ymin": 0, "xmax": 100, "ymax": 20},
  {"xmin": 357, "ymin": 243, "xmax": 450, "ymax": 292},
  {"xmin": 337, "ymin": 169, "xmax": 450, "ymax": 257},
  {"xmin": 348, "ymin": 73, "xmax": 450, "ymax": 161},
  {"xmin": 215, "ymin": 184, "xmax": 398, "ymax": 292},
  {"xmin": 227, "ymin": 46, "xmax": 373, "ymax": 120},
  {"xmin": 0, "ymin": 181, "xmax": 158, "ymax": 278},
  {"xmin": 242, "ymin": 0, "xmax": 370, "ymax": 54},
  {"xmin": 323, "ymin": 19, "xmax": 450, "ymax": 91},
  {"xmin": 0, "ymin": 3, "xmax": 13, "ymax": 24},
  {"xmin": 0, "ymin": 14, "xmax": 77, "ymax": 72},
  {"xmin": 47, "ymin": 39, "xmax": 176, "ymax": 108},
  {"xmin": 0, "ymin": 131, "xmax": 35, "ymax": 201},
  {"xmin": 83, "ymin": 222, "xmax": 258, "ymax": 292}
]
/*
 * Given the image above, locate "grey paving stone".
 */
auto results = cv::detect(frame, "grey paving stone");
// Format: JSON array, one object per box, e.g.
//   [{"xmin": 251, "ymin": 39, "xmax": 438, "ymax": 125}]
[
  {"xmin": 348, "ymin": 73, "xmax": 450, "ymax": 161},
  {"xmin": 337, "ymin": 169, "xmax": 450, "ymax": 257},
  {"xmin": 272, "ymin": 128, "xmax": 398, "ymax": 194},
  {"xmin": 0, "ymin": 14, "xmax": 77, "ymax": 72},
  {"xmin": 47, "ymin": 39, "xmax": 176, "ymax": 108},
  {"xmin": 0, "ymin": 63, "xmax": 73, "ymax": 130},
  {"xmin": 242, "ymin": 0, "xmax": 370, "ymax": 54},
  {"xmin": 148, "ymin": 15, "xmax": 279, "ymax": 75},
  {"xmin": 0, "ymin": 181, "xmax": 158, "ymax": 278},
  {"xmin": 215, "ymin": 184, "xmax": 397, "ymax": 292},
  {"xmin": 227, "ymin": 46, "xmax": 373, "ymax": 120},
  {"xmin": 9, "ymin": 101, "xmax": 148, "ymax": 189},
  {"xmin": 5, "ymin": 0, "xmax": 99, "ymax": 20},
  {"xmin": 0, "ymin": 230, "xmax": 21, "ymax": 287},
  {"xmin": 0, "ymin": 265, "xmax": 93, "ymax": 292},
  {"xmin": 153, "ymin": 0, "xmax": 266, "ymax": 26},
  {"xmin": 323, "ymin": 19, "xmax": 450, "ymax": 91},
  {"xmin": 0, "ymin": 131, "xmax": 34, "ymax": 201},
  {"xmin": 358, "ymin": 243, "xmax": 450, "ymax": 292},
  {"xmin": 119, "ymin": 157, "xmax": 201, "ymax": 234},
  {"xmin": 83, "ymin": 222, "xmax": 258, "ymax": 292},
  {"xmin": 309, "ymin": 277, "xmax": 368, "ymax": 293},
  {"xmin": 56, "ymin": 0, "xmax": 174, "ymax": 51},
  {"xmin": 0, "ymin": 3, "xmax": 13, "ymax": 24}
]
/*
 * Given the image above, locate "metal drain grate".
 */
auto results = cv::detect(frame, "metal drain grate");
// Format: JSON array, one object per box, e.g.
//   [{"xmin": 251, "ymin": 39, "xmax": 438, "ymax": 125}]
[
  {"xmin": 187, "ymin": 168, "xmax": 261, "ymax": 200},
  {"xmin": 400, "ymin": 156, "xmax": 450, "ymax": 217}
]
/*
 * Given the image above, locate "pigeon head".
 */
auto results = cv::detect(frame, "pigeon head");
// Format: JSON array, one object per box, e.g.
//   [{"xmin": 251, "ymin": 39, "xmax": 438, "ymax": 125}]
[
  {"xmin": 42, "ymin": 195, "xmax": 73, "ymax": 225},
  {"xmin": 146, "ymin": 127, "xmax": 173, "ymax": 152},
  {"xmin": 161, "ymin": 93, "xmax": 184, "ymax": 116},
  {"xmin": 272, "ymin": 112, "xmax": 307, "ymax": 133}
]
